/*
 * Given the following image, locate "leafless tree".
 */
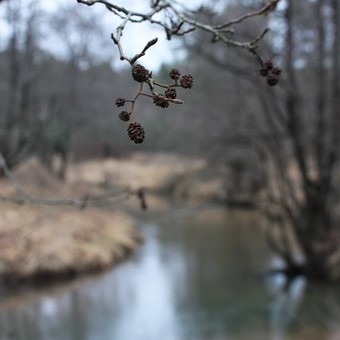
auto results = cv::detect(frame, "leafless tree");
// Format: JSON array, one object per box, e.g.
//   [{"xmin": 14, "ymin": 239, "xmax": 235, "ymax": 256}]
[
  {"xmin": 0, "ymin": 0, "xmax": 41, "ymax": 172},
  {"xmin": 74, "ymin": 0, "xmax": 340, "ymax": 282},
  {"xmin": 35, "ymin": 4, "xmax": 112, "ymax": 178},
  {"xmin": 184, "ymin": 0, "xmax": 340, "ymax": 282}
]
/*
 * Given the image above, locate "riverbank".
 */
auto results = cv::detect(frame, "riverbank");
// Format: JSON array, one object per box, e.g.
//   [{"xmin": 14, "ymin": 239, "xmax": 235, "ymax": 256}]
[
  {"xmin": 0, "ymin": 203, "xmax": 142, "ymax": 285},
  {"xmin": 0, "ymin": 153, "xmax": 221, "ymax": 285},
  {"xmin": 0, "ymin": 152, "xmax": 244, "ymax": 285},
  {"xmin": 0, "ymin": 157, "xmax": 145, "ymax": 285},
  {"xmin": 68, "ymin": 152, "xmax": 228, "ymax": 203}
]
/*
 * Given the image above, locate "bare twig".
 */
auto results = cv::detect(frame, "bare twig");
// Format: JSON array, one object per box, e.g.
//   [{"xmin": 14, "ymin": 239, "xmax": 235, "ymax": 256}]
[
  {"xmin": 214, "ymin": 0, "xmax": 280, "ymax": 30},
  {"xmin": 0, "ymin": 0, "xmax": 281, "ymax": 209},
  {"xmin": 130, "ymin": 37, "xmax": 158, "ymax": 64},
  {"xmin": 78, "ymin": 0, "xmax": 279, "ymax": 54}
]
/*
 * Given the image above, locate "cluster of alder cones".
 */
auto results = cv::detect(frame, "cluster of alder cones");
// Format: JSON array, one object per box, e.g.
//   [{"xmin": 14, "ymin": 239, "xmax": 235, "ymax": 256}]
[
  {"xmin": 115, "ymin": 64, "xmax": 193, "ymax": 144},
  {"xmin": 259, "ymin": 59, "xmax": 282, "ymax": 86},
  {"xmin": 115, "ymin": 59, "xmax": 281, "ymax": 144}
]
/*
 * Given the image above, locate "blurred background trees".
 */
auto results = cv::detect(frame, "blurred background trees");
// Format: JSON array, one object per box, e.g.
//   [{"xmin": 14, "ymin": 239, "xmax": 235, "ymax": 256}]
[
  {"xmin": 0, "ymin": 0, "xmax": 120, "ymax": 176},
  {"xmin": 1, "ymin": 0, "xmax": 340, "ymax": 282},
  {"xmin": 0, "ymin": 0, "xmax": 41, "ymax": 171},
  {"xmin": 178, "ymin": 0, "xmax": 340, "ymax": 281}
]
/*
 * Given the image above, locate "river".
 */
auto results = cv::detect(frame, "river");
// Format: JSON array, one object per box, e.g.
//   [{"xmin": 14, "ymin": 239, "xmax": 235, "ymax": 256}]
[{"xmin": 0, "ymin": 206, "xmax": 339, "ymax": 340}]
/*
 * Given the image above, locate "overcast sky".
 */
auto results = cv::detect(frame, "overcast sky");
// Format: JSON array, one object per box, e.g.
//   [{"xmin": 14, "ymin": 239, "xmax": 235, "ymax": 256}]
[
  {"xmin": 0, "ymin": 0, "xmax": 214, "ymax": 70},
  {"xmin": 54, "ymin": 0, "xmax": 212, "ymax": 70}
]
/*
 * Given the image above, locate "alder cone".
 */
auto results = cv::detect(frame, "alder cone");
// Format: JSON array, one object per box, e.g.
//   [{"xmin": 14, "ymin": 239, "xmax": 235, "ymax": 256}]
[
  {"xmin": 264, "ymin": 59, "xmax": 273, "ymax": 70},
  {"xmin": 115, "ymin": 97, "xmax": 126, "ymax": 107},
  {"xmin": 180, "ymin": 74, "xmax": 193, "ymax": 88},
  {"xmin": 272, "ymin": 67, "xmax": 282, "ymax": 76},
  {"xmin": 132, "ymin": 64, "xmax": 150, "ymax": 83},
  {"xmin": 119, "ymin": 111, "xmax": 130, "ymax": 121},
  {"xmin": 267, "ymin": 74, "xmax": 279, "ymax": 86},
  {"xmin": 259, "ymin": 68, "xmax": 269, "ymax": 77},
  {"xmin": 153, "ymin": 95, "xmax": 169, "ymax": 108},
  {"xmin": 165, "ymin": 88, "xmax": 177, "ymax": 99},
  {"xmin": 127, "ymin": 122, "xmax": 145, "ymax": 144},
  {"xmin": 169, "ymin": 68, "xmax": 180, "ymax": 80}
]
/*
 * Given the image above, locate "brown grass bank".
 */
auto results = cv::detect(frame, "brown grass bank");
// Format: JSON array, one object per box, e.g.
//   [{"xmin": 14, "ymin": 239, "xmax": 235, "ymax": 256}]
[
  {"xmin": 0, "ymin": 158, "xmax": 143, "ymax": 286},
  {"xmin": 0, "ymin": 152, "xmax": 228, "ymax": 285},
  {"xmin": 0, "ymin": 203, "xmax": 142, "ymax": 285}
]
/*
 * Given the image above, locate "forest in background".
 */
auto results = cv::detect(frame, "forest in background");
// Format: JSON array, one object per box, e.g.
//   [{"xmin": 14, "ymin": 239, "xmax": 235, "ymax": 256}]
[
  {"xmin": 1, "ymin": 0, "xmax": 340, "ymax": 282},
  {"xmin": 0, "ymin": 0, "xmax": 265, "ymax": 176}
]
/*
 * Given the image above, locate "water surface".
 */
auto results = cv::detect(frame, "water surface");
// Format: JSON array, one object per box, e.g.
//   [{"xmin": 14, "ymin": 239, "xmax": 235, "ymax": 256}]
[{"xmin": 0, "ymin": 206, "xmax": 339, "ymax": 340}]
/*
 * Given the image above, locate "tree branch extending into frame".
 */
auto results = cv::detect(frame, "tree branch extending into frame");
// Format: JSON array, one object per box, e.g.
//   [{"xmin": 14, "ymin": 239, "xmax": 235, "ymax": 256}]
[
  {"xmin": 77, "ymin": 0, "xmax": 282, "ymax": 145},
  {"xmin": 0, "ymin": 0, "xmax": 282, "ymax": 210},
  {"xmin": 77, "ymin": 0, "xmax": 280, "ymax": 50}
]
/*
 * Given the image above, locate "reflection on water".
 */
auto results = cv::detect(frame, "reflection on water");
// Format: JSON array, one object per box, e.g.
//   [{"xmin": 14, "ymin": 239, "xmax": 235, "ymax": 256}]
[
  {"xmin": 110, "ymin": 227, "xmax": 183, "ymax": 340},
  {"xmin": 268, "ymin": 275, "xmax": 307, "ymax": 340},
  {"xmin": 0, "ymin": 206, "xmax": 340, "ymax": 340}
]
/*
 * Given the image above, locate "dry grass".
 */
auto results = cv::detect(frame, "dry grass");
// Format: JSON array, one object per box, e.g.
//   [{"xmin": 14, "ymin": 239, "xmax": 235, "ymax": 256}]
[
  {"xmin": 0, "ymin": 152, "xmax": 225, "ymax": 284},
  {"xmin": 68, "ymin": 152, "xmax": 206, "ymax": 191},
  {"xmin": 0, "ymin": 203, "xmax": 142, "ymax": 283},
  {"xmin": 0, "ymin": 157, "xmax": 144, "ymax": 284},
  {"xmin": 68, "ymin": 152, "xmax": 226, "ymax": 202}
]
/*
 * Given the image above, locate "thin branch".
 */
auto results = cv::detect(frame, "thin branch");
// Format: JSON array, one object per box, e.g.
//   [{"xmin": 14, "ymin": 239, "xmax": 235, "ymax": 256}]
[
  {"xmin": 110, "ymin": 11, "xmax": 132, "ymax": 63},
  {"xmin": 130, "ymin": 37, "xmax": 158, "ymax": 64},
  {"xmin": 166, "ymin": 2, "xmax": 270, "ymax": 51},
  {"xmin": 78, "ymin": 0, "xmax": 275, "ymax": 53},
  {"xmin": 214, "ymin": 0, "xmax": 280, "ymax": 29}
]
